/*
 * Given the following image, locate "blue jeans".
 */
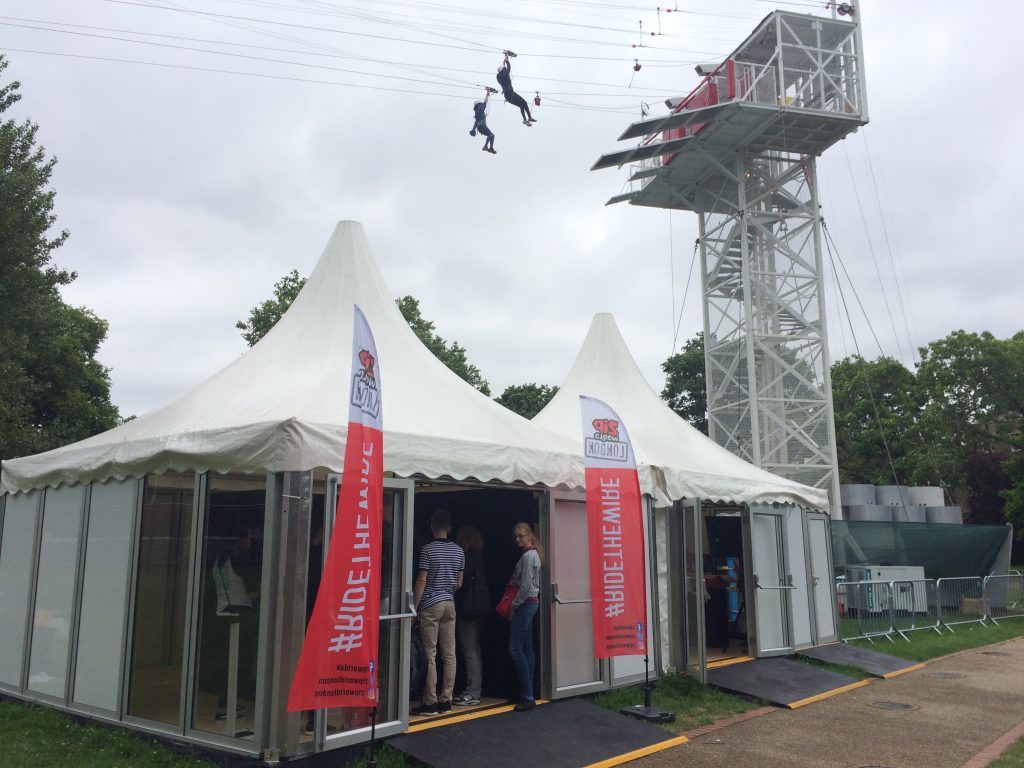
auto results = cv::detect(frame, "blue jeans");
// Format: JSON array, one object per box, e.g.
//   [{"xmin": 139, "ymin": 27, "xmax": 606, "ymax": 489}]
[{"xmin": 508, "ymin": 600, "xmax": 539, "ymax": 701}]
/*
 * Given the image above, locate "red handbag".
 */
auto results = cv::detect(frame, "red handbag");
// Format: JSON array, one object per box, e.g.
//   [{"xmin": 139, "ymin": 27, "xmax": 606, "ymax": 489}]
[{"xmin": 495, "ymin": 582, "xmax": 519, "ymax": 620}]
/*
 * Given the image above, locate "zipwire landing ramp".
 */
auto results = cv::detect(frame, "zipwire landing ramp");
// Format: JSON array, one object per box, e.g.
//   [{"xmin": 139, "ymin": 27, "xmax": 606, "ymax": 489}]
[
  {"xmin": 798, "ymin": 642, "xmax": 926, "ymax": 679},
  {"xmin": 707, "ymin": 656, "xmax": 869, "ymax": 709},
  {"xmin": 388, "ymin": 697, "xmax": 686, "ymax": 768}
]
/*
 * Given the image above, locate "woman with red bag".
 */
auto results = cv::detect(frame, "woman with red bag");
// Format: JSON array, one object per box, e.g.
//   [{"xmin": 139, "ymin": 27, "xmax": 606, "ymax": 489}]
[{"xmin": 507, "ymin": 522, "xmax": 542, "ymax": 712}]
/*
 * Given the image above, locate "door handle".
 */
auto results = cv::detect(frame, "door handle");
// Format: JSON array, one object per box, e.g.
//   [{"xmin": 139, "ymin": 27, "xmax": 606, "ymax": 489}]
[
  {"xmin": 754, "ymin": 575, "xmax": 796, "ymax": 591},
  {"xmin": 552, "ymin": 582, "xmax": 590, "ymax": 605},
  {"xmin": 380, "ymin": 590, "xmax": 417, "ymax": 620}
]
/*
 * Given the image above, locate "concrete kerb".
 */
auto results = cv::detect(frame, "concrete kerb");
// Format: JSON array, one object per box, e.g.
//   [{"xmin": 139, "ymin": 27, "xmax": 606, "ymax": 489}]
[{"xmin": 633, "ymin": 637, "xmax": 1024, "ymax": 768}]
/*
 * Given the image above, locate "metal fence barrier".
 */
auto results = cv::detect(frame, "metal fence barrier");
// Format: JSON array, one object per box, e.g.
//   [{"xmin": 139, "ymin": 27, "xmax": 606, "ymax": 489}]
[
  {"xmin": 888, "ymin": 579, "xmax": 941, "ymax": 639},
  {"xmin": 936, "ymin": 577, "xmax": 986, "ymax": 631},
  {"xmin": 984, "ymin": 573, "xmax": 1024, "ymax": 624},
  {"xmin": 836, "ymin": 574, "xmax": 1024, "ymax": 642},
  {"xmin": 840, "ymin": 580, "xmax": 895, "ymax": 642}
]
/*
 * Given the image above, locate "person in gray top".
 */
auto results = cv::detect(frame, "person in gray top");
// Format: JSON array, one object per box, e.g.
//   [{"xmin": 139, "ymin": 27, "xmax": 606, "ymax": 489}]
[
  {"xmin": 507, "ymin": 521, "xmax": 542, "ymax": 711},
  {"xmin": 413, "ymin": 509, "xmax": 464, "ymax": 716}
]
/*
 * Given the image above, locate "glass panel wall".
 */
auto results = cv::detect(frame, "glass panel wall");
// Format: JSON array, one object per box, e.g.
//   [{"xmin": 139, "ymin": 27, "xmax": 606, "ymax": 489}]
[
  {"xmin": 27, "ymin": 485, "xmax": 86, "ymax": 699},
  {"xmin": 73, "ymin": 478, "xmax": 138, "ymax": 711},
  {"xmin": 127, "ymin": 472, "xmax": 194, "ymax": 725},
  {"xmin": 0, "ymin": 491, "xmax": 41, "ymax": 688},
  {"xmin": 192, "ymin": 472, "xmax": 267, "ymax": 740}
]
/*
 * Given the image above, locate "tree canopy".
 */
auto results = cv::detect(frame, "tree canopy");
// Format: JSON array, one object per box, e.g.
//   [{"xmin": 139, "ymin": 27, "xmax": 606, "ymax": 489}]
[
  {"xmin": 235, "ymin": 269, "xmax": 306, "ymax": 347},
  {"xmin": 237, "ymin": 276, "xmax": 491, "ymax": 395},
  {"xmin": 0, "ymin": 55, "xmax": 120, "ymax": 462},
  {"xmin": 831, "ymin": 330, "xmax": 1024, "ymax": 530},
  {"xmin": 660, "ymin": 332, "xmax": 708, "ymax": 434},
  {"xmin": 394, "ymin": 296, "xmax": 490, "ymax": 396},
  {"xmin": 495, "ymin": 383, "xmax": 558, "ymax": 419}
]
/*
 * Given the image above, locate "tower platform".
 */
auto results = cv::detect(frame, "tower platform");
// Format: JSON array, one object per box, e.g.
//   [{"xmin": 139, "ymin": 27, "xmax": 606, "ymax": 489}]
[{"xmin": 593, "ymin": 10, "xmax": 868, "ymax": 215}]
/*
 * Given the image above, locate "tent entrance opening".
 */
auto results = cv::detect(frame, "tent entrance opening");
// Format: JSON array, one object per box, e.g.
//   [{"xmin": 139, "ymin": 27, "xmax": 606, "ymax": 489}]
[{"xmin": 410, "ymin": 483, "xmax": 541, "ymax": 715}]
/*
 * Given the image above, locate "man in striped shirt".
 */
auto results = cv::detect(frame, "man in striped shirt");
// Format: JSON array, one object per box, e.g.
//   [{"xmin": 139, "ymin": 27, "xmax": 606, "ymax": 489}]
[{"xmin": 413, "ymin": 509, "xmax": 465, "ymax": 715}]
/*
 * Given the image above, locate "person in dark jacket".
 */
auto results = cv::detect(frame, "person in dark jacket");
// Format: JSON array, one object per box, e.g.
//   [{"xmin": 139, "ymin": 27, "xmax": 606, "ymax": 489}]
[
  {"xmin": 470, "ymin": 88, "xmax": 497, "ymax": 154},
  {"xmin": 496, "ymin": 51, "xmax": 536, "ymax": 126}
]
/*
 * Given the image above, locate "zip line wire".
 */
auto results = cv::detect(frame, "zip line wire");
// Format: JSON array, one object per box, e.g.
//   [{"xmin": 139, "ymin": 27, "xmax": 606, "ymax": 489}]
[{"xmin": 0, "ymin": 17, "xmax": 691, "ymax": 97}]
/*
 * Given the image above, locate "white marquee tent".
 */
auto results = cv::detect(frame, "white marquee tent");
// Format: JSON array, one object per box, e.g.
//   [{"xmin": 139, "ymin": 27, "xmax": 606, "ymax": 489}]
[
  {"xmin": 533, "ymin": 313, "xmax": 829, "ymax": 512},
  {"xmin": 2, "ymin": 221, "xmax": 587, "ymax": 494}
]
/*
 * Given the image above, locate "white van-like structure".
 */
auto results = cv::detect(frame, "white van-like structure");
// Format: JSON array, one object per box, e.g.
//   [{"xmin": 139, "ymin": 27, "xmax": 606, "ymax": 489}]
[{"xmin": 0, "ymin": 222, "xmax": 830, "ymax": 762}]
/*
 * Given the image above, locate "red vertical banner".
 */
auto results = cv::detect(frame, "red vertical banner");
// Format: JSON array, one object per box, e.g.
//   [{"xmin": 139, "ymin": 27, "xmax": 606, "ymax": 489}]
[
  {"xmin": 288, "ymin": 305, "xmax": 384, "ymax": 711},
  {"xmin": 579, "ymin": 396, "xmax": 648, "ymax": 658}
]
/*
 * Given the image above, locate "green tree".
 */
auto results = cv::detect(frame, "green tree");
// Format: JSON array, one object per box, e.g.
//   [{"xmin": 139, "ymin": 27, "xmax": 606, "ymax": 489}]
[
  {"xmin": 235, "ymin": 269, "xmax": 307, "ymax": 347},
  {"xmin": 495, "ymin": 383, "xmax": 558, "ymax": 419},
  {"xmin": 830, "ymin": 355, "xmax": 921, "ymax": 486},
  {"xmin": 0, "ymin": 55, "xmax": 120, "ymax": 461},
  {"xmin": 661, "ymin": 333, "xmax": 708, "ymax": 434},
  {"xmin": 912, "ymin": 331, "xmax": 1004, "ymax": 501},
  {"xmin": 395, "ymin": 296, "xmax": 490, "ymax": 395},
  {"xmin": 237, "ymin": 277, "xmax": 491, "ymax": 395}
]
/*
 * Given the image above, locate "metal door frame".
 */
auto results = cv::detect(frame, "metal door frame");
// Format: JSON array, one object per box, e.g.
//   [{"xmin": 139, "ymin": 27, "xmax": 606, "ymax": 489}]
[
  {"xmin": 803, "ymin": 511, "xmax": 838, "ymax": 645},
  {"xmin": 743, "ymin": 505, "xmax": 795, "ymax": 657},
  {"xmin": 678, "ymin": 499, "xmax": 707, "ymax": 683},
  {"xmin": 544, "ymin": 489, "xmax": 609, "ymax": 699},
  {"xmin": 317, "ymin": 475, "xmax": 415, "ymax": 750}
]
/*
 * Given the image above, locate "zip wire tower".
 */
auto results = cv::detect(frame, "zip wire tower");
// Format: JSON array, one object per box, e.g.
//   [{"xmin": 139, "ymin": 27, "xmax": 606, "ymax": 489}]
[{"xmin": 592, "ymin": 6, "xmax": 866, "ymax": 512}]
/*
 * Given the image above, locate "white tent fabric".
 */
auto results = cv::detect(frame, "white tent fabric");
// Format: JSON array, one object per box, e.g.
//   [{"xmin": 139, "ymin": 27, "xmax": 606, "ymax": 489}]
[
  {"xmin": 1, "ymin": 222, "xmax": 584, "ymax": 493},
  {"xmin": 533, "ymin": 313, "xmax": 830, "ymax": 512}
]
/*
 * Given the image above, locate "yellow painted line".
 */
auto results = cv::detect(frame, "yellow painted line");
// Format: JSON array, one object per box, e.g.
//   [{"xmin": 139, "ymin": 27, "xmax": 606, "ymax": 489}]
[
  {"xmin": 583, "ymin": 735, "xmax": 690, "ymax": 768},
  {"xmin": 405, "ymin": 700, "xmax": 550, "ymax": 733},
  {"xmin": 786, "ymin": 678, "xmax": 872, "ymax": 709},
  {"xmin": 881, "ymin": 662, "xmax": 927, "ymax": 679},
  {"xmin": 707, "ymin": 655, "xmax": 755, "ymax": 670}
]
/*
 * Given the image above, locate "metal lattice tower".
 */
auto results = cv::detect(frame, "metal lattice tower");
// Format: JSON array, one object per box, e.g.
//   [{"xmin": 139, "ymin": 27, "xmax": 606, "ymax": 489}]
[{"xmin": 592, "ymin": 8, "xmax": 867, "ymax": 512}]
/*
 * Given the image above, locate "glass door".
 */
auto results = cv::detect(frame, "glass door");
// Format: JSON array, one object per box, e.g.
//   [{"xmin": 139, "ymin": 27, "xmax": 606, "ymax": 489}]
[
  {"xmin": 805, "ymin": 512, "xmax": 838, "ymax": 645},
  {"xmin": 681, "ymin": 500, "xmax": 707, "ymax": 683},
  {"xmin": 320, "ymin": 476, "xmax": 414, "ymax": 748},
  {"xmin": 547, "ymin": 491, "xmax": 607, "ymax": 699},
  {"xmin": 744, "ymin": 505, "xmax": 794, "ymax": 656}
]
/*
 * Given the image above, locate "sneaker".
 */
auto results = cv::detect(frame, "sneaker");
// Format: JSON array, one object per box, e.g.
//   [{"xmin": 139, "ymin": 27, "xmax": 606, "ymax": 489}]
[
  {"xmin": 514, "ymin": 699, "xmax": 536, "ymax": 712},
  {"xmin": 487, "ymin": 147, "xmax": 497, "ymax": 154},
  {"xmin": 529, "ymin": 117, "xmax": 537, "ymax": 122},
  {"xmin": 412, "ymin": 703, "xmax": 439, "ymax": 716},
  {"xmin": 303, "ymin": 720, "xmax": 315, "ymax": 735},
  {"xmin": 523, "ymin": 120, "xmax": 531, "ymax": 126},
  {"xmin": 437, "ymin": 701, "xmax": 452, "ymax": 714},
  {"xmin": 453, "ymin": 693, "xmax": 481, "ymax": 706}
]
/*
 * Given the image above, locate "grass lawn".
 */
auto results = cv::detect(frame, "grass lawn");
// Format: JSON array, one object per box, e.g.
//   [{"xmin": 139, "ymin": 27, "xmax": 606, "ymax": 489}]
[
  {"xmin": 992, "ymin": 736, "xmax": 1024, "ymax": 768},
  {"xmin": 5, "ymin": 618, "xmax": 1024, "ymax": 767},
  {"xmin": 588, "ymin": 671, "xmax": 759, "ymax": 732},
  {"xmin": 0, "ymin": 700, "xmax": 218, "ymax": 768},
  {"xmin": 847, "ymin": 616, "xmax": 1024, "ymax": 661}
]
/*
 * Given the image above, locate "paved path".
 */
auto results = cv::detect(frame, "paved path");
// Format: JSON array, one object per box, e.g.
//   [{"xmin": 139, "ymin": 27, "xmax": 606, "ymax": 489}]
[{"xmin": 635, "ymin": 637, "xmax": 1024, "ymax": 768}]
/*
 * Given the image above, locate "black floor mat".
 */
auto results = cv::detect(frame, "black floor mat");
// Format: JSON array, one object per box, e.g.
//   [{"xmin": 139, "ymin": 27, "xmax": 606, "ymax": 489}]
[
  {"xmin": 798, "ymin": 643, "xmax": 924, "ymax": 678},
  {"xmin": 388, "ymin": 698, "xmax": 679, "ymax": 768},
  {"xmin": 707, "ymin": 656, "xmax": 863, "ymax": 708}
]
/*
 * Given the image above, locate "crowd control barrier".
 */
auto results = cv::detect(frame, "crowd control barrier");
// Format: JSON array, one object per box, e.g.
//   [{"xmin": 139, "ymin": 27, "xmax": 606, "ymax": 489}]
[
  {"xmin": 984, "ymin": 573, "xmax": 1024, "ymax": 624},
  {"xmin": 838, "ymin": 575, "xmax": 1022, "ymax": 642}
]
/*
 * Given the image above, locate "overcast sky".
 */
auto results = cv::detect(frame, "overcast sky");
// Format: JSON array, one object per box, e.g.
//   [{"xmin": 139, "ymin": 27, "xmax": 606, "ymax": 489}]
[{"xmin": 3, "ymin": 0, "xmax": 1021, "ymax": 418}]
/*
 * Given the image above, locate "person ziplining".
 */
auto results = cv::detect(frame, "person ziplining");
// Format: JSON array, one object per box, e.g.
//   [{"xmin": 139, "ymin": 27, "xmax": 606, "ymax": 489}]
[
  {"xmin": 496, "ymin": 51, "xmax": 537, "ymax": 126},
  {"xmin": 469, "ymin": 87, "xmax": 498, "ymax": 154}
]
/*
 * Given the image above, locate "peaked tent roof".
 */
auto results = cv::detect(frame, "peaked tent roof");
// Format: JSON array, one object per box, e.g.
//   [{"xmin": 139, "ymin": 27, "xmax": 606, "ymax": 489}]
[
  {"xmin": 2, "ymin": 222, "xmax": 583, "ymax": 493},
  {"xmin": 533, "ymin": 313, "xmax": 830, "ymax": 512}
]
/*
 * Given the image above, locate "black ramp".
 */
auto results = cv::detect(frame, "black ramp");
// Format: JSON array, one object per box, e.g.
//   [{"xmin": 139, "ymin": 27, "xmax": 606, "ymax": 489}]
[
  {"xmin": 707, "ymin": 657, "xmax": 863, "ymax": 708},
  {"xmin": 798, "ymin": 643, "xmax": 925, "ymax": 678},
  {"xmin": 388, "ymin": 698, "xmax": 675, "ymax": 768}
]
